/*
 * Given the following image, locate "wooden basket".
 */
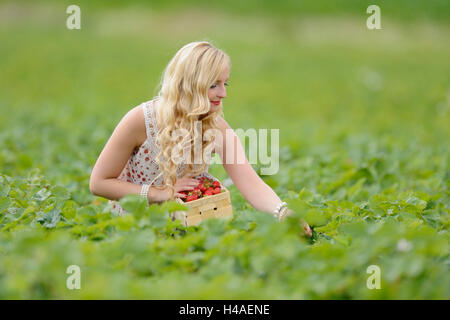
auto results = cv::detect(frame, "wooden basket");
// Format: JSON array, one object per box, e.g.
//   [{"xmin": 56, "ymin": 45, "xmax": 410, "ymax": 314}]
[{"xmin": 171, "ymin": 186, "xmax": 233, "ymax": 227}]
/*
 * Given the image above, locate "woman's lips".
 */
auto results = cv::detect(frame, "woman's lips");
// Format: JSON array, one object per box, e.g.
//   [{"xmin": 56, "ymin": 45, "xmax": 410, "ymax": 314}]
[{"xmin": 210, "ymin": 101, "xmax": 221, "ymax": 105}]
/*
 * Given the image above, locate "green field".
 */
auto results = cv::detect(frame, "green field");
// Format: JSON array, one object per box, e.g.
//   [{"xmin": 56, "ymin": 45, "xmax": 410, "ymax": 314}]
[{"xmin": 0, "ymin": 1, "xmax": 449, "ymax": 299}]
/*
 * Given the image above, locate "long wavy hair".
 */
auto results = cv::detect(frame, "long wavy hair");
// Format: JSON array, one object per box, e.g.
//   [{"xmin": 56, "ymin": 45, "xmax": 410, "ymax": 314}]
[{"xmin": 151, "ymin": 41, "xmax": 231, "ymax": 200}]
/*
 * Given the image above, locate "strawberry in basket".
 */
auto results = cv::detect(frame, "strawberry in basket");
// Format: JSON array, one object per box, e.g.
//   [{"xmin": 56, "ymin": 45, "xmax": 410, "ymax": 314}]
[{"xmin": 181, "ymin": 176, "xmax": 223, "ymax": 202}]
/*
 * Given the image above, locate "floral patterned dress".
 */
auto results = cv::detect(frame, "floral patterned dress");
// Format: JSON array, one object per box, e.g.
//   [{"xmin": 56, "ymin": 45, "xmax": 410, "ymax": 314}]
[{"xmin": 107, "ymin": 99, "xmax": 215, "ymax": 215}]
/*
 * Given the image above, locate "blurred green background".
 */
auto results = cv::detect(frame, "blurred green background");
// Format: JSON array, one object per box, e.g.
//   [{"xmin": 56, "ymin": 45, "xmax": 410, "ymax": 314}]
[
  {"xmin": 1, "ymin": 0, "xmax": 449, "ymax": 189},
  {"xmin": 0, "ymin": 0, "xmax": 449, "ymax": 299}
]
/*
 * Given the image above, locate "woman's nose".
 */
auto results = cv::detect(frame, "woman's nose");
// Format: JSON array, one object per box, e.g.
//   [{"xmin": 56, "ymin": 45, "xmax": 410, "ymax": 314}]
[{"xmin": 218, "ymin": 86, "xmax": 227, "ymax": 99}]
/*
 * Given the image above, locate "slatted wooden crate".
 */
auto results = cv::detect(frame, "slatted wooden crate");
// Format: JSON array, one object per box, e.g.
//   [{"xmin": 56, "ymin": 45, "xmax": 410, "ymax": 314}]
[{"xmin": 171, "ymin": 186, "xmax": 233, "ymax": 227}]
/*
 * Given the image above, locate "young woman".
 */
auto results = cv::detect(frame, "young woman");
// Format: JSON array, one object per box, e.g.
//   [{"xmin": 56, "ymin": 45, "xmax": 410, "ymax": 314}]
[{"xmin": 89, "ymin": 41, "xmax": 312, "ymax": 237}]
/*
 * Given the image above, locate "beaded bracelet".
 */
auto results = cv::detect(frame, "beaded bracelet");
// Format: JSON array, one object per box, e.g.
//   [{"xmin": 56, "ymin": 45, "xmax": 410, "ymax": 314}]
[
  {"xmin": 273, "ymin": 201, "xmax": 288, "ymax": 220},
  {"xmin": 140, "ymin": 184, "xmax": 151, "ymax": 200}
]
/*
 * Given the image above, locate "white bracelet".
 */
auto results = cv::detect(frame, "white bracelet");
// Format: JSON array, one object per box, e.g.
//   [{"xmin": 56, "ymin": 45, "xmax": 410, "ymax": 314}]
[
  {"xmin": 140, "ymin": 184, "xmax": 151, "ymax": 199},
  {"xmin": 278, "ymin": 206, "xmax": 289, "ymax": 221},
  {"xmin": 273, "ymin": 201, "xmax": 288, "ymax": 219}
]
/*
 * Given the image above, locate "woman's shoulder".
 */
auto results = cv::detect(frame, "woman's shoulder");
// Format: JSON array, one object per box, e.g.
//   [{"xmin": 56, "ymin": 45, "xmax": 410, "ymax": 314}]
[{"xmin": 125, "ymin": 101, "xmax": 150, "ymax": 148}]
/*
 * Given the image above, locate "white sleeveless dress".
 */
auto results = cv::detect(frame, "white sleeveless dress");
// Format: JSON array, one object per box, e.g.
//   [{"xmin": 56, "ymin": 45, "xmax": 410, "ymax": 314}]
[{"xmin": 107, "ymin": 98, "xmax": 215, "ymax": 215}]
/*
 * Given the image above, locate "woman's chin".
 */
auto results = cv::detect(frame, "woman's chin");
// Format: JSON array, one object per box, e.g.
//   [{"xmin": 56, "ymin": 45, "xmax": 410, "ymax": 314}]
[{"xmin": 209, "ymin": 104, "xmax": 221, "ymax": 113}]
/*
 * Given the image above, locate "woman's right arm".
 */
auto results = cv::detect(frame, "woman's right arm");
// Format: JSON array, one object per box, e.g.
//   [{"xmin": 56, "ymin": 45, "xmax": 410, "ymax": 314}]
[
  {"xmin": 89, "ymin": 106, "xmax": 159, "ymax": 202},
  {"xmin": 89, "ymin": 106, "xmax": 199, "ymax": 204}
]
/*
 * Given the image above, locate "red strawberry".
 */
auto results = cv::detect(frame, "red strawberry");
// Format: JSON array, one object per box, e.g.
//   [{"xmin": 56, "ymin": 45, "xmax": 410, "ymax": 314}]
[
  {"xmin": 204, "ymin": 188, "xmax": 214, "ymax": 196},
  {"xmin": 180, "ymin": 191, "xmax": 189, "ymax": 202},
  {"xmin": 213, "ymin": 181, "xmax": 220, "ymax": 188},
  {"xmin": 186, "ymin": 194, "xmax": 198, "ymax": 202},
  {"xmin": 204, "ymin": 179, "xmax": 213, "ymax": 188},
  {"xmin": 198, "ymin": 182, "xmax": 206, "ymax": 192},
  {"xmin": 213, "ymin": 187, "xmax": 221, "ymax": 194}
]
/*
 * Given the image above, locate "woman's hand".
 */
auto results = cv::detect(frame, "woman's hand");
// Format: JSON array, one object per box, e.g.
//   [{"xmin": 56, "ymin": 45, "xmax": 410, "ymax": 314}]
[
  {"xmin": 300, "ymin": 220, "xmax": 313, "ymax": 238},
  {"xmin": 148, "ymin": 176, "xmax": 200, "ymax": 203},
  {"xmin": 280, "ymin": 208, "xmax": 313, "ymax": 238}
]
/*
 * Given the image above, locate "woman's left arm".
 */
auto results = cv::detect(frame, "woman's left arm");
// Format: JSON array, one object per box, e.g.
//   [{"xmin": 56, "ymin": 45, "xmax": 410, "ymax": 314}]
[
  {"xmin": 213, "ymin": 116, "xmax": 312, "ymax": 237},
  {"xmin": 214, "ymin": 117, "xmax": 284, "ymax": 214}
]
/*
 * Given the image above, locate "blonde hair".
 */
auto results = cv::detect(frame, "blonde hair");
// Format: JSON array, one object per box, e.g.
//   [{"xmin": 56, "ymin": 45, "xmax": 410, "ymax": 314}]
[{"xmin": 151, "ymin": 41, "xmax": 231, "ymax": 200}]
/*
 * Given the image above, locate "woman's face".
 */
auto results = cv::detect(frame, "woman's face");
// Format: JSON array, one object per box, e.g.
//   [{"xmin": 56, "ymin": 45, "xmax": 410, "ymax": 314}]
[{"xmin": 207, "ymin": 66, "xmax": 229, "ymax": 115}]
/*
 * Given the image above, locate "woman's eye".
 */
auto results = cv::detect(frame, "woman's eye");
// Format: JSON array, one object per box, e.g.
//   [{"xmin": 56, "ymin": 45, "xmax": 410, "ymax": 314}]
[{"xmin": 210, "ymin": 83, "xmax": 229, "ymax": 89}]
